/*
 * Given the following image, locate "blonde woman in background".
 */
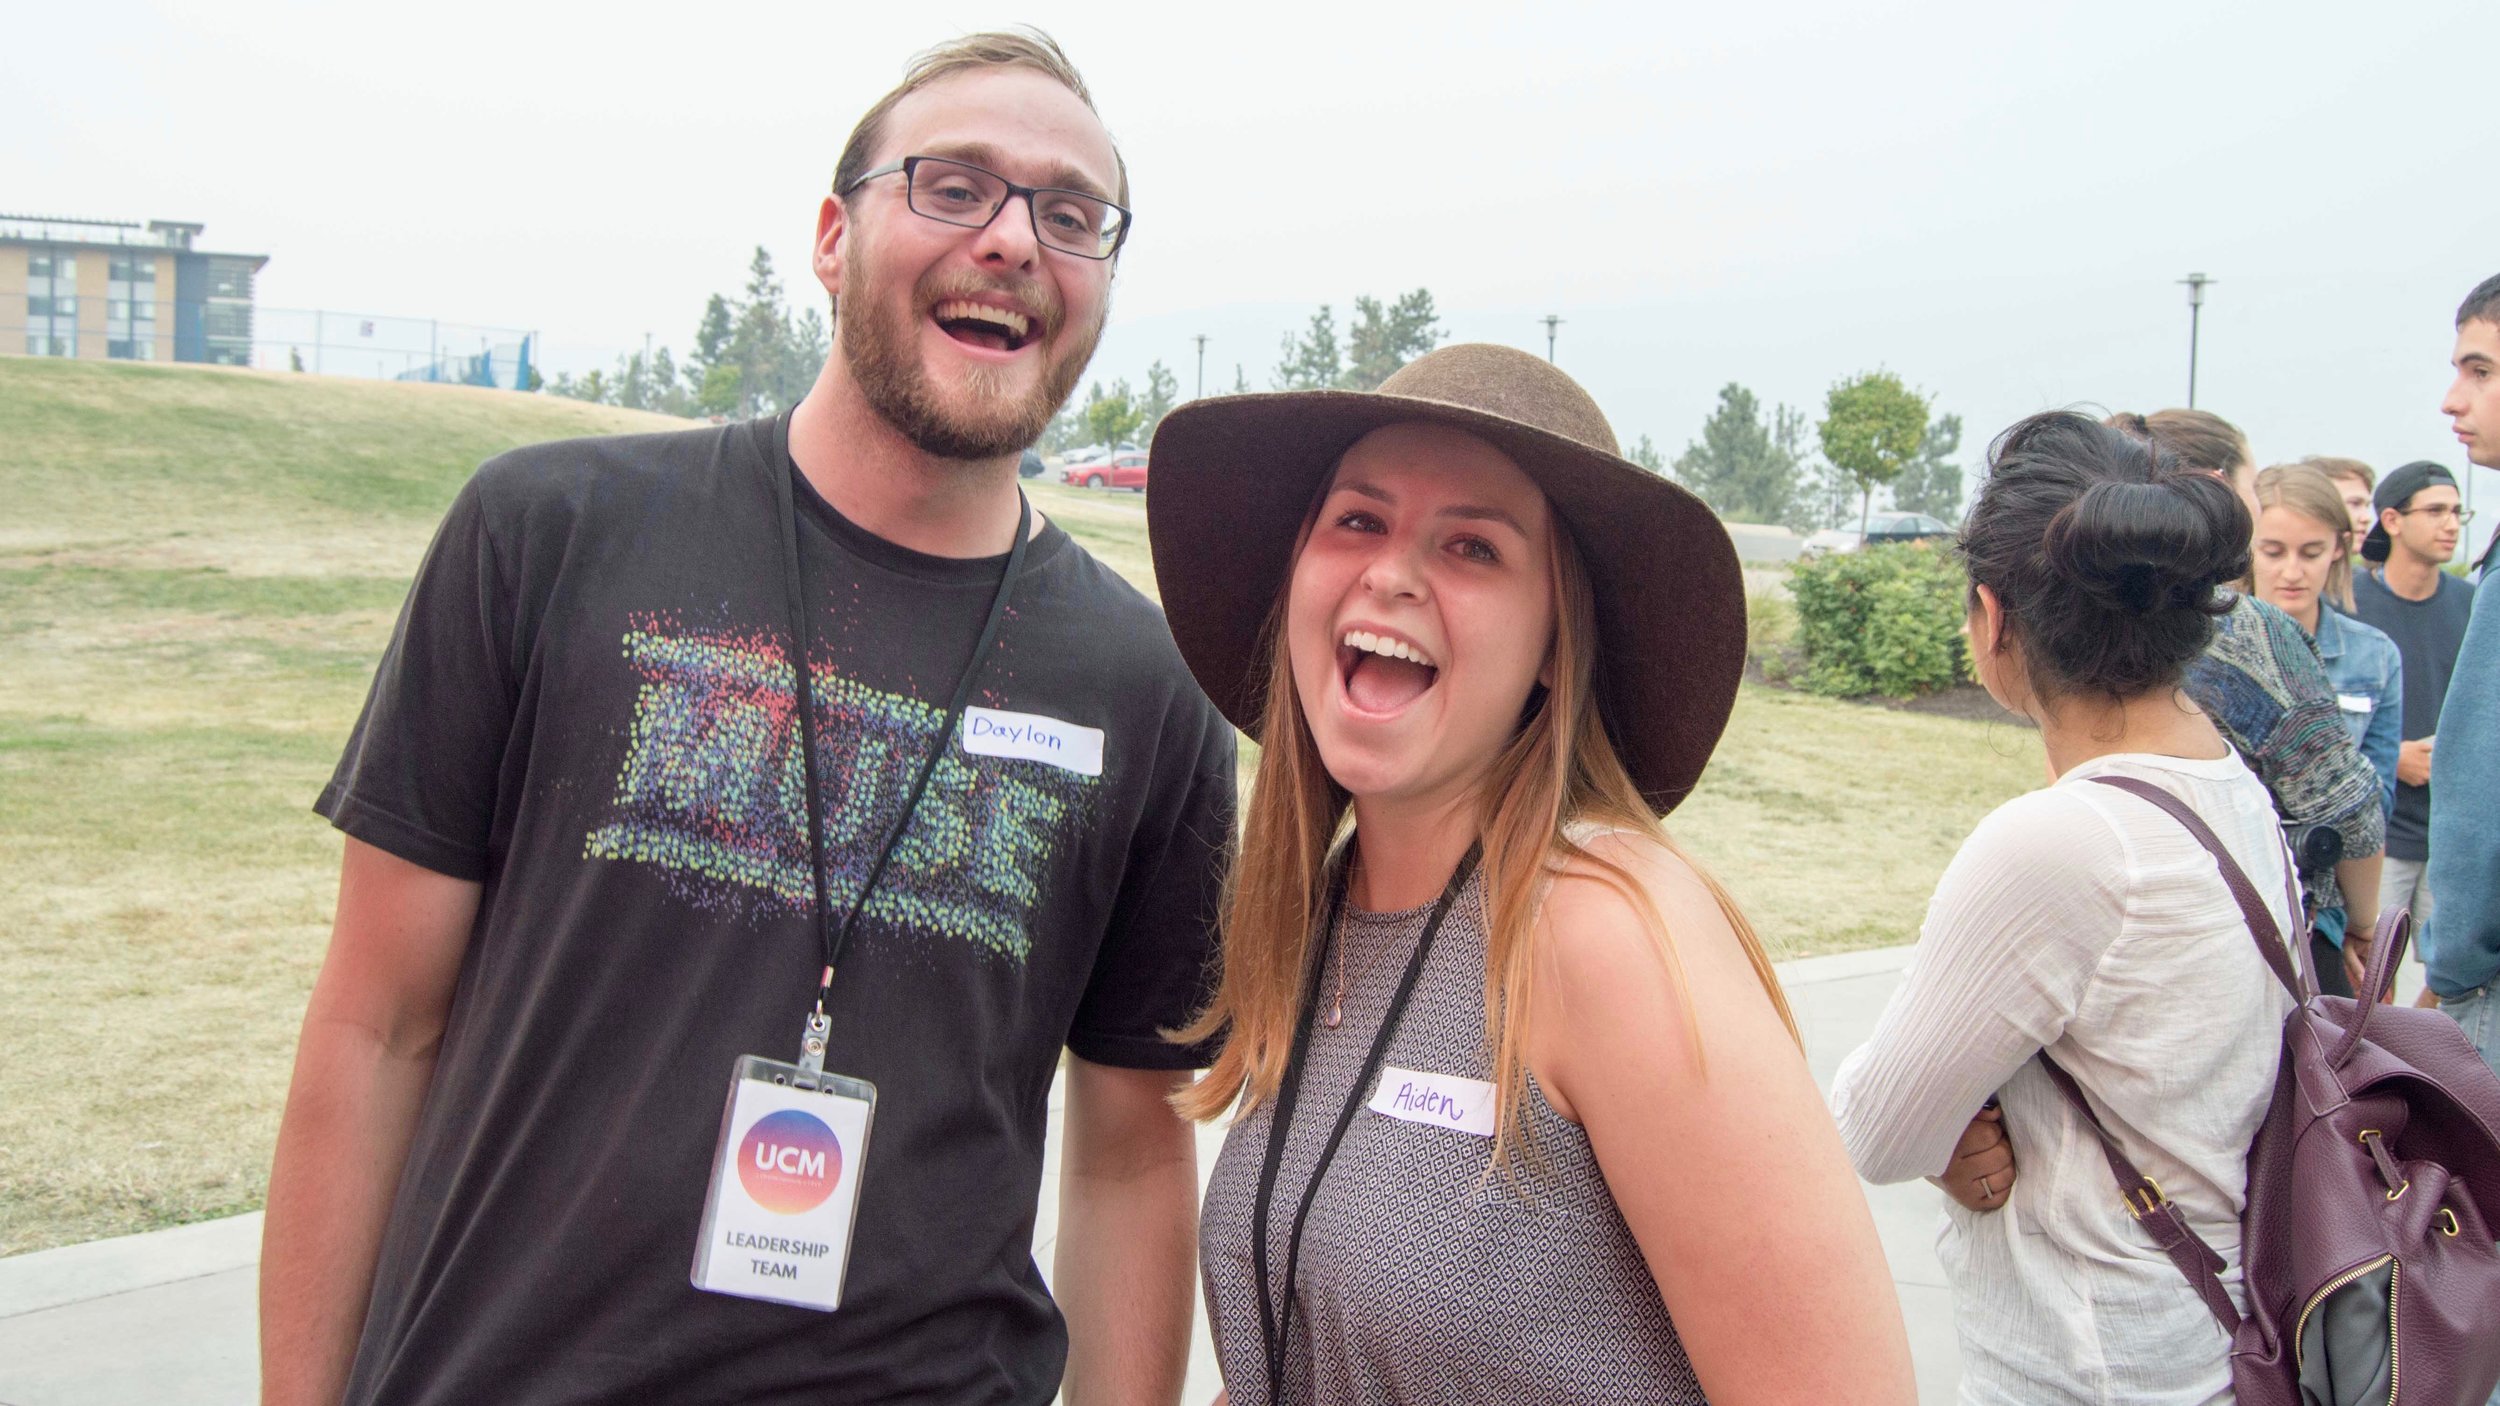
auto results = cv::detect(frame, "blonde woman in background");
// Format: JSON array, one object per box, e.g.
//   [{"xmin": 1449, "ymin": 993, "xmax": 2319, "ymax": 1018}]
[{"xmin": 2248, "ymin": 461, "xmax": 2404, "ymax": 995}]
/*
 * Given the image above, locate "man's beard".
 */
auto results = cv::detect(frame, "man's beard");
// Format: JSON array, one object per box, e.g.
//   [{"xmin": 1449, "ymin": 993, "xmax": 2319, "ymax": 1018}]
[{"xmin": 840, "ymin": 264, "xmax": 1102, "ymax": 462}]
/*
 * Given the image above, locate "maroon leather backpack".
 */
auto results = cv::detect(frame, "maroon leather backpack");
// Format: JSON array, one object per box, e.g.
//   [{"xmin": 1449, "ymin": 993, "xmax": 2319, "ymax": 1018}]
[{"xmin": 2039, "ymin": 776, "xmax": 2500, "ymax": 1405}]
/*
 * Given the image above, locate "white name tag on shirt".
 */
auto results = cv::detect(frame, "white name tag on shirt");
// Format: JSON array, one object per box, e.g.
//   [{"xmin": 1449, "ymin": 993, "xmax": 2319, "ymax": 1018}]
[
  {"xmin": 1368, "ymin": 1066, "xmax": 1497, "ymax": 1136},
  {"xmin": 2338, "ymin": 693, "xmax": 2374, "ymax": 714},
  {"xmin": 961, "ymin": 706, "xmax": 1103, "ymax": 777}
]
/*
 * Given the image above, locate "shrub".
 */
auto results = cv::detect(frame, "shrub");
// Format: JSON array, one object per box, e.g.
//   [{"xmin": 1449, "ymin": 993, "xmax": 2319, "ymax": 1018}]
[{"xmin": 1788, "ymin": 543, "xmax": 1971, "ymax": 698}]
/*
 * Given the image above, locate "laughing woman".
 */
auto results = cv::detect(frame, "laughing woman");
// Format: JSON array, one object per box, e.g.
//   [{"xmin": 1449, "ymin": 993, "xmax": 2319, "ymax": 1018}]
[{"xmin": 1148, "ymin": 345, "xmax": 1915, "ymax": 1405}]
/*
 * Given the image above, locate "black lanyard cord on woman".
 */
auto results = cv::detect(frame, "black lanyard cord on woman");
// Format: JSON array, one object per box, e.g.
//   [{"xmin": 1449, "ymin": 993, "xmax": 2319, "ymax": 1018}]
[
  {"xmin": 1249, "ymin": 844, "xmax": 1481, "ymax": 1404},
  {"xmin": 771, "ymin": 410, "xmax": 1030, "ymax": 1016}
]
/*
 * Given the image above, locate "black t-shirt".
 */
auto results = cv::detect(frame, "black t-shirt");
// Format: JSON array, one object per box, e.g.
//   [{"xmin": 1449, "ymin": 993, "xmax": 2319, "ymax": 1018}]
[
  {"xmin": 2351, "ymin": 567, "xmax": 2476, "ymax": 859},
  {"xmin": 317, "ymin": 414, "xmax": 1235, "ymax": 1404}
]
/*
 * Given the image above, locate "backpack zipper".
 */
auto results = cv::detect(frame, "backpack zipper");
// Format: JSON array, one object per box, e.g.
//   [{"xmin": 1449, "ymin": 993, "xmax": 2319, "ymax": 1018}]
[{"xmin": 2291, "ymin": 1252, "xmax": 2398, "ymax": 1401}]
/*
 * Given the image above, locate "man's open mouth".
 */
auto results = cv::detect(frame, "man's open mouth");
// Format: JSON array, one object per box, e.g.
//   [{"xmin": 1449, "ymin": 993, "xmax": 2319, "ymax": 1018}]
[
  {"xmin": 1337, "ymin": 629, "xmax": 1439, "ymax": 714},
  {"xmin": 933, "ymin": 299, "xmax": 1036, "ymax": 353}
]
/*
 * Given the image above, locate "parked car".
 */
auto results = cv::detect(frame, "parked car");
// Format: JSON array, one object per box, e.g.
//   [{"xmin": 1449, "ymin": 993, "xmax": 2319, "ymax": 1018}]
[
  {"xmin": 1800, "ymin": 511, "xmax": 1956, "ymax": 557},
  {"xmin": 1062, "ymin": 450, "xmax": 1148, "ymax": 491},
  {"xmin": 1018, "ymin": 448, "xmax": 1045, "ymax": 479}
]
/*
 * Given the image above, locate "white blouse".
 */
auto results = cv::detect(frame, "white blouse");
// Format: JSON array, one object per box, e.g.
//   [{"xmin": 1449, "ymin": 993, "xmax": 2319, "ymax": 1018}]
[{"xmin": 1830, "ymin": 750, "xmax": 2299, "ymax": 1406}]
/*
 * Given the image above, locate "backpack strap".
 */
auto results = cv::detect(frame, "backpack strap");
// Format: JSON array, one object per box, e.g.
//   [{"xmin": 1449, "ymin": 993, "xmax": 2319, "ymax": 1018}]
[
  {"xmin": 2036, "ymin": 1054, "xmax": 2242, "ymax": 1336},
  {"xmin": 2016, "ymin": 772, "xmax": 2306, "ymax": 1340},
  {"xmin": 2085, "ymin": 774, "xmax": 2308, "ymax": 1003}
]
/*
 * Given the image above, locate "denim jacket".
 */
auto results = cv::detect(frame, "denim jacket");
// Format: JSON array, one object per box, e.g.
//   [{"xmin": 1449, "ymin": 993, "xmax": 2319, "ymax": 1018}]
[{"xmin": 2310, "ymin": 604, "xmax": 2403, "ymax": 824}]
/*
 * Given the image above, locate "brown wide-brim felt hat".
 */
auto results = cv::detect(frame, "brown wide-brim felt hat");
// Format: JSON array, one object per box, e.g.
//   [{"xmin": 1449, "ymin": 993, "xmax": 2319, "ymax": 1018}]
[{"xmin": 1147, "ymin": 341, "xmax": 1745, "ymax": 817}]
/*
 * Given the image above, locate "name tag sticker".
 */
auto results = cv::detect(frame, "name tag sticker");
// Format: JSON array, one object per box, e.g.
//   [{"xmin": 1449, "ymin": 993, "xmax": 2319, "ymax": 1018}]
[
  {"xmin": 1367, "ymin": 1066, "xmax": 1497, "ymax": 1137},
  {"xmin": 962, "ymin": 707, "xmax": 1104, "ymax": 777},
  {"xmin": 2338, "ymin": 693, "xmax": 2373, "ymax": 713}
]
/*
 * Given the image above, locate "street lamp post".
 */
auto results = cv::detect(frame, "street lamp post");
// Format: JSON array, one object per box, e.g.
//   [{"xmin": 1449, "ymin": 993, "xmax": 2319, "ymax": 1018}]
[
  {"xmin": 1541, "ymin": 314, "xmax": 1563, "ymax": 364},
  {"xmin": 2179, "ymin": 272, "xmax": 2214, "ymax": 408},
  {"xmin": 1193, "ymin": 333, "xmax": 1207, "ymax": 398}
]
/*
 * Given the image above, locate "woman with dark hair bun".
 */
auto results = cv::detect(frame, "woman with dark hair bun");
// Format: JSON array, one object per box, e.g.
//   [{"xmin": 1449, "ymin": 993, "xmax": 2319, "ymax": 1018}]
[{"xmin": 1832, "ymin": 411, "xmax": 2304, "ymax": 1404}]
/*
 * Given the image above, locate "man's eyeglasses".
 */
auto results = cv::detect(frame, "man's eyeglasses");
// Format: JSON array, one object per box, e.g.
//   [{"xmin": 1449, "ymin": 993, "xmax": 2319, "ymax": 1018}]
[
  {"xmin": 2394, "ymin": 504, "xmax": 2476, "ymax": 525},
  {"xmin": 841, "ymin": 156, "xmax": 1129, "ymax": 261}
]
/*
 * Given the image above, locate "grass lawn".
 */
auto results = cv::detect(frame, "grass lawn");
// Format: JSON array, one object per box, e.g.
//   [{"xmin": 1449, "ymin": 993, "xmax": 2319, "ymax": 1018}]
[{"xmin": 0, "ymin": 359, "xmax": 2042, "ymax": 1255}]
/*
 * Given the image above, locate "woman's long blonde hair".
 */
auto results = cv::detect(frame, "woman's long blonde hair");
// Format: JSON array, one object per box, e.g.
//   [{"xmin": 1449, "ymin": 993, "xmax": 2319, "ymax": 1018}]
[
  {"xmin": 2252, "ymin": 462, "xmax": 2358, "ymax": 613},
  {"xmin": 1172, "ymin": 489, "xmax": 1797, "ymax": 1165}
]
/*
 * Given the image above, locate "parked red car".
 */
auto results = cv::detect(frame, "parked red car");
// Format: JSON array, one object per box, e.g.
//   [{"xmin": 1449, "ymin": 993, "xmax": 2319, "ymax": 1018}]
[{"xmin": 1061, "ymin": 451, "xmax": 1148, "ymax": 491}]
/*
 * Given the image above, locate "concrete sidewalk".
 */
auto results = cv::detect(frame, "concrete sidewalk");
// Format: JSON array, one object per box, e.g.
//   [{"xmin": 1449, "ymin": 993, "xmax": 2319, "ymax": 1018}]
[{"xmin": 0, "ymin": 946, "xmax": 1959, "ymax": 1405}]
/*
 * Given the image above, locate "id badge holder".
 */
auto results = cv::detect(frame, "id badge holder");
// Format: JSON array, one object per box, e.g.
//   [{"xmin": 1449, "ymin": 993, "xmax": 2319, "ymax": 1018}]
[{"xmin": 691, "ymin": 1012, "xmax": 876, "ymax": 1312}]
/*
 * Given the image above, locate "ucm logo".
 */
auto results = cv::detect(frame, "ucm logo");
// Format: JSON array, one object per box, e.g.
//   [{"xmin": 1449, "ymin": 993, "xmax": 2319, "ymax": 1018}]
[{"xmin": 737, "ymin": 1108, "xmax": 842, "ymax": 1215}]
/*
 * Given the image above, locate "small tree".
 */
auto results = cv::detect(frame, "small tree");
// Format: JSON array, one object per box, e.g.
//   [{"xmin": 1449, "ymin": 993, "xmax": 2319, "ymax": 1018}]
[
  {"xmin": 1889, "ymin": 412, "xmax": 1965, "ymax": 521},
  {"xmin": 1080, "ymin": 379, "xmax": 1146, "ymax": 450},
  {"xmin": 1817, "ymin": 371, "xmax": 1930, "ymax": 539},
  {"xmin": 1341, "ymin": 289, "xmax": 1443, "ymax": 390},
  {"xmin": 1138, "ymin": 360, "xmax": 1179, "ymax": 443},
  {"xmin": 1272, "ymin": 306, "xmax": 1342, "ymax": 390},
  {"xmin": 1627, "ymin": 434, "xmax": 1666, "ymax": 474},
  {"xmin": 1673, "ymin": 382, "xmax": 1804, "ymax": 525}
]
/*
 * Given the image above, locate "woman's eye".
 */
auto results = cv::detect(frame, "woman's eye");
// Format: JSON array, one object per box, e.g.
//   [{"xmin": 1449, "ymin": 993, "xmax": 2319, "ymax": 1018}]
[
  {"xmin": 1334, "ymin": 510, "xmax": 1384, "ymax": 533},
  {"xmin": 1452, "ymin": 536, "xmax": 1500, "ymax": 564}
]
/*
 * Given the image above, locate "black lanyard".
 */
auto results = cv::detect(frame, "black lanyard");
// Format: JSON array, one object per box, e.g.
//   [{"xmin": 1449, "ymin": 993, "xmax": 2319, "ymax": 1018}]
[
  {"xmin": 770, "ymin": 410, "xmax": 1030, "ymax": 1020},
  {"xmin": 1250, "ymin": 845, "xmax": 1481, "ymax": 1404}
]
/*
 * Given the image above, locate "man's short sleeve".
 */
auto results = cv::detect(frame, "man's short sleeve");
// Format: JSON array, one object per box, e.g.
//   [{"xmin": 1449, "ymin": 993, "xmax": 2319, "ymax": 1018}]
[
  {"xmin": 1066, "ymin": 696, "xmax": 1237, "ymax": 1070},
  {"xmin": 315, "ymin": 473, "xmax": 518, "ymax": 880}
]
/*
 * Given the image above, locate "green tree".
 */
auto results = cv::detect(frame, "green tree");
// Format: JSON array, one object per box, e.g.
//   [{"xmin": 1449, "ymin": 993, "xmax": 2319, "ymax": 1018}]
[
  {"xmin": 1138, "ymin": 360, "xmax": 1179, "ymax": 443},
  {"xmin": 1272, "ymin": 305, "xmax": 1342, "ymax": 390},
  {"xmin": 1672, "ymin": 383, "xmax": 1805, "ymax": 525},
  {"xmin": 696, "ymin": 363, "xmax": 742, "ymax": 418},
  {"xmin": 1627, "ymin": 434, "xmax": 1666, "ymax": 474},
  {"xmin": 1341, "ymin": 289, "xmax": 1443, "ymax": 390},
  {"xmin": 1232, "ymin": 364, "xmax": 1250, "ymax": 394},
  {"xmin": 1817, "ymin": 371, "xmax": 1930, "ymax": 539},
  {"xmin": 1889, "ymin": 412, "xmax": 1964, "ymax": 521},
  {"xmin": 688, "ymin": 294, "xmax": 735, "ymax": 391},
  {"xmin": 724, "ymin": 247, "xmax": 794, "ymax": 416},
  {"xmin": 1080, "ymin": 379, "xmax": 1146, "ymax": 450}
]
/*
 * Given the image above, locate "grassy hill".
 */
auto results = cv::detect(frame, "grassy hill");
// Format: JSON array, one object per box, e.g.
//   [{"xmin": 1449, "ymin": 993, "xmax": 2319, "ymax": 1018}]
[{"xmin": 0, "ymin": 358, "xmax": 2038, "ymax": 1255}]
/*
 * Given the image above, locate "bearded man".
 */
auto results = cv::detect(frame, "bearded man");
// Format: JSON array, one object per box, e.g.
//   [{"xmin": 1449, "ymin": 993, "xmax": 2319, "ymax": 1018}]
[{"xmin": 259, "ymin": 30, "xmax": 1231, "ymax": 1405}]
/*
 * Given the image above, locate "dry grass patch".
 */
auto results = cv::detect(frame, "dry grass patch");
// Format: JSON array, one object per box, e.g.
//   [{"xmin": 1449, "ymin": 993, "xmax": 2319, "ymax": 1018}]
[{"xmin": 0, "ymin": 360, "xmax": 2040, "ymax": 1255}]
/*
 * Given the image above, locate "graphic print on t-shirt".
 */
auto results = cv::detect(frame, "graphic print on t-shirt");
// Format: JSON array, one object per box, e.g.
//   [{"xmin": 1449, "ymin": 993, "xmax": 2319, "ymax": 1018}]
[{"xmin": 580, "ymin": 614, "xmax": 1101, "ymax": 962}]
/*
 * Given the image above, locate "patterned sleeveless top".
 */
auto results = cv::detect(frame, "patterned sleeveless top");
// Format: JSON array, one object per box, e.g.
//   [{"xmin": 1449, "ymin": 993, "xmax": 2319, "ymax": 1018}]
[{"xmin": 1199, "ymin": 868, "xmax": 1709, "ymax": 1404}]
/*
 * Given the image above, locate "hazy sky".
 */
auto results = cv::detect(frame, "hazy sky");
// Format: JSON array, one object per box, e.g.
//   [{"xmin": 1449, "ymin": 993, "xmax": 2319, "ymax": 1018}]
[{"xmin": 11, "ymin": 0, "xmax": 2496, "ymax": 552}]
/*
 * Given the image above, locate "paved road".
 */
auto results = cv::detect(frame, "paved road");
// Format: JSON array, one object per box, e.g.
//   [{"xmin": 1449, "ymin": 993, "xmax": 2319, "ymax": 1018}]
[{"xmin": 0, "ymin": 947, "xmax": 1961, "ymax": 1404}]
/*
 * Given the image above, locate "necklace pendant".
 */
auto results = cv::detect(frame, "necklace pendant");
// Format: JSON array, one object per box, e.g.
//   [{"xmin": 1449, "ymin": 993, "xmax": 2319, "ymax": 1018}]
[{"xmin": 1324, "ymin": 996, "xmax": 1343, "ymax": 1029}]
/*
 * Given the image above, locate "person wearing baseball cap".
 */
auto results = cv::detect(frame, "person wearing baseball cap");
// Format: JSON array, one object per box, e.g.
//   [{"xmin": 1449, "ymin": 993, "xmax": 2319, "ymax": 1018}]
[
  {"xmin": 2352, "ymin": 458, "xmax": 2477, "ymax": 941},
  {"xmin": 1152, "ymin": 343, "xmax": 1915, "ymax": 1403}
]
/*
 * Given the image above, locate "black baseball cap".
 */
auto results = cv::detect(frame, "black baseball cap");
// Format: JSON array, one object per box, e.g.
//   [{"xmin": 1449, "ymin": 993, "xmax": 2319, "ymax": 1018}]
[{"xmin": 2361, "ymin": 460, "xmax": 2459, "ymax": 563}]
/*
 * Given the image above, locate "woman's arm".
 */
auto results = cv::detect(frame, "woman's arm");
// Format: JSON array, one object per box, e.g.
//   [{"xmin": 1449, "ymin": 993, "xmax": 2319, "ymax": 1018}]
[
  {"xmin": 1529, "ymin": 837, "xmax": 1915, "ymax": 1406},
  {"xmin": 1829, "ymin": 789, "xmax": 2120, "ymax": 1186}
]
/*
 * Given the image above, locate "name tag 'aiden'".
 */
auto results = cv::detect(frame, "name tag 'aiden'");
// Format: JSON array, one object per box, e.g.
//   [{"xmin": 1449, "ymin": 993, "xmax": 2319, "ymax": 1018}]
[
  {"xmin": 1367, "ymin": 1066, "xmax": 1497, "ymax": 1137},
  {"xmin": 691, "ymin": 1058, "xmax": 876, "ymax": 1312}
]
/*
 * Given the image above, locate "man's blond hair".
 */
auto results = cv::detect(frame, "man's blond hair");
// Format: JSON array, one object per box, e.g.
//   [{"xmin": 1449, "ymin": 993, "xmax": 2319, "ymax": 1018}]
[{"xmin": 833, "ymin": 29, "xmax": 1128, "ymax": 208}]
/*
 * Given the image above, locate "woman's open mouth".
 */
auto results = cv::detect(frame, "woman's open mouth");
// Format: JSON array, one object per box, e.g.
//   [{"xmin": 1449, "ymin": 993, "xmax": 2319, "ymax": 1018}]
[
  {"xmin": 932, "ymin": 299, "xmax": 1036, "ymax": 354},
  {"xmin": 1337, "ymin": 629, "xmax": 1439, "ymax": 717}
]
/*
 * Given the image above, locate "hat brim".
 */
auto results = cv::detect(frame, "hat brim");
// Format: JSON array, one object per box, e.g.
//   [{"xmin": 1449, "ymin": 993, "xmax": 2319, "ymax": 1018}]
[{"xmin": 1147, "ymin": 389, "xmax": 1746, "ymax": 817}]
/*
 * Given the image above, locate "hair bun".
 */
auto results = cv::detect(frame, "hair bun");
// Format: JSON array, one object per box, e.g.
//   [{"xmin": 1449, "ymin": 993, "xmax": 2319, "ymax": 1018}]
[{"xmin": 2041, "ymin": 474, "xmax": 2248, "ymax": 616}]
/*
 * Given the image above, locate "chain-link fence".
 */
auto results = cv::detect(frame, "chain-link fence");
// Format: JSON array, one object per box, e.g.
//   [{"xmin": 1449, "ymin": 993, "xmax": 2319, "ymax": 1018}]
[{"xmin": 4, "ymin": 303, "xmax": 536, "ymax": 390}]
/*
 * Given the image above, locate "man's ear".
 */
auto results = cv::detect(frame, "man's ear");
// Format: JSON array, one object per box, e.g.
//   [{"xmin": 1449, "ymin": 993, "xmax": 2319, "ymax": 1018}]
[{"xmin": 813, "ymin": 196, "xmax": 848, "ymax": 303}]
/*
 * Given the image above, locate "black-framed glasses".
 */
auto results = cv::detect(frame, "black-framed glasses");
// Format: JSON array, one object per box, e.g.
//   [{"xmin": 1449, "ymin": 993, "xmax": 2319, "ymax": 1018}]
[
  {"xmin": 2395, "ymin": 504, "xmax": 2476, "ymax": 525},
  {"xmin": 841, "ymin": 155, "xmax": 1129, "ymax": 260}
]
